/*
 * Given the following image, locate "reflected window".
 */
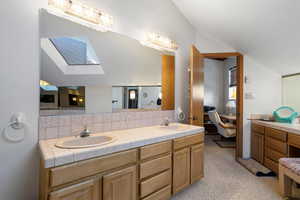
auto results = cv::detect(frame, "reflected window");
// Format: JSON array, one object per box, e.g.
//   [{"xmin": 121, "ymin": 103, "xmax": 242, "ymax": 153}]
[{"xmin": 50, "ymin": 37, "xmax": 100, "ymax": 65}]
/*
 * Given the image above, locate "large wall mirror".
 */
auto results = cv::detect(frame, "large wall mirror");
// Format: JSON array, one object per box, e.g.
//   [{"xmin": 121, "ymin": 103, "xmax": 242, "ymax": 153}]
[
  {"xmin": 282, "ymin": 74, "xmax": 300, "ymax": 112},
  {"xmin": 39, "ymin": 10, "xmax": 174, "ymax": 115}
]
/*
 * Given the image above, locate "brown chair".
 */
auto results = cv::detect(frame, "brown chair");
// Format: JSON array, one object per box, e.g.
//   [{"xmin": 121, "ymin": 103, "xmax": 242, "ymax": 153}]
[{"xmin": 279, "ymin": 158, "xmax": 300, "ymax": 198}]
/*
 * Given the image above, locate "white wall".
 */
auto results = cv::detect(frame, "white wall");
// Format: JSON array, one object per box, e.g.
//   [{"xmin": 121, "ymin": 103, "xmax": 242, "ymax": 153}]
[
  {"xmin": 85, "ymin": 86, "xmax": 112, "ymax": 113},
  {"xmin": 204, "ymin": 59, "xmax": 225, "ymax": 113},
  {"xmin": 196, "ymin": 33, "xmax": 236, "ymax": 53},
  {"xmin": 0, "ymin": 1, "xmax": 44, "ymax": 200},
  {"xmin": 243, "ymin": 56, "xmax": 282, "ymax": 158}
]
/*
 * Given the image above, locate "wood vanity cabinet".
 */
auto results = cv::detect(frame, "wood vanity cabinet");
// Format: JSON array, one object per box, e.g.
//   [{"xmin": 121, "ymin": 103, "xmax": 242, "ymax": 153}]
[
  {"xmin": 49, "ymin": 178, "xmax": 101, "ymax": 200},
  {"xmin": 251, "ymin": 124, "xmax": 265, "ymax": 164},
  {"xmin": 103, "ymin": 166, "xmax": 137, "ymax": 200},
  {"xmin": 40, "ymin": 133, "xmax": 204, "ymax": 200},
  {"xmin": 251, "ymin": 122, "xmax": 289, "ymax": 174},
  {"xmin": 173, "ymin": 148, "xmax": 191, "ymax": 193},
  {"xmin": 173, "ymin": 134, "xmax": 204, "ymax": 194},
  {"xmin": 191, "ymin": 144, "xmax": 204, "ymax": 183}
]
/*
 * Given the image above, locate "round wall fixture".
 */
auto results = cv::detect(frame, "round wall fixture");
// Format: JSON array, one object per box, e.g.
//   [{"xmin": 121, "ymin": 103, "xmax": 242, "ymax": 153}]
[{"xmin": 2, "ymin": 113, "xmax": 26, "ymax": 143}]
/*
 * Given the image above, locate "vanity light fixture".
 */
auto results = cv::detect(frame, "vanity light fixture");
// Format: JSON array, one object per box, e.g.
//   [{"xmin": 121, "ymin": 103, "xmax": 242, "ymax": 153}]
[
  {"xmin": 48, "ymin": 0, "xmax": 113, "ymax": 32},
  {"xmin": 141, "ymin": 33, "xmax": 179, "ymax": 52}
]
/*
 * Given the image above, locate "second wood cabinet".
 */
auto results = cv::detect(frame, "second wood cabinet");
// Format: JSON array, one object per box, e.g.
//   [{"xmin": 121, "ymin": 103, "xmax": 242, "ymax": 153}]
[
  {"xmin": 191, "ymin": 144, "xmax": 204, "ymax": 183},
  {"xmin": 173, "ymin": 148, "xmax": 191, "ymax": 193},
  {"xmin": 251, "ymin": 131, "xmax": 264, "ymax": 164},
  {"xmin": 103, "ymin": 166, "xmax": 137, "ymax": 200},
  {"xmin": 173, "ymin": 134, "xmax": 204, "ymax": 194}
]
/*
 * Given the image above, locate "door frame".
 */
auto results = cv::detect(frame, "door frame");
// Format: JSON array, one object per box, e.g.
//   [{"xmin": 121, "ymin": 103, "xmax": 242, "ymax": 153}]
[{"xmin": 201, "ymin": 52, "xmax": 244, "ymax": 159}]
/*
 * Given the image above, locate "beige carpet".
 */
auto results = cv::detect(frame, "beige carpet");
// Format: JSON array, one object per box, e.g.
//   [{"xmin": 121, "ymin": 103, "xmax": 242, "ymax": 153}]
[{"xmin": 171, "ymin": 135, "xmax": 282, "ymax": 200}]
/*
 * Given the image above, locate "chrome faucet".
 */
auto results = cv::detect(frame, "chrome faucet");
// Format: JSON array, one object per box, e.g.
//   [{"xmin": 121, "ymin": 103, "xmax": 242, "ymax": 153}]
[
  {"xmin": 80, "ymin": 125, "xmax": 91, "ymax": 137},
  {"xmin": 161, "ymin": 117, "xmax": 170, "ymax": 126}
]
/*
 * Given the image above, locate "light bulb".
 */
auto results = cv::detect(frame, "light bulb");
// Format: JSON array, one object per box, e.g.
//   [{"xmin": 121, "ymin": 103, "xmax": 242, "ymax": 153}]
[{"xmin": 71, "ymin": 3, "xmax": 83, "ymax": 14}]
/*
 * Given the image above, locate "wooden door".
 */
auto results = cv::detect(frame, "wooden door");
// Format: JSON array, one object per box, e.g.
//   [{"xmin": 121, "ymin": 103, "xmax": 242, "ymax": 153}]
[
  {"xmin": 49, "ymin": 178, "xmax": 101, "ymax": 200},
  {"xmin": 173, "ymin": 148, "xmax": 190, "ymax": 194},
  {"xmin": 191, "ymin": 144, "xmax": 204, "ymax": 184},
  {"xmin": 251, "ymin": 132, "xmax": 264, "ymax": 164},
  {"xmin": 236, "ymin": 55, "xmax": 244, "ymax": 158},
  {"xmin": 189, "ymin": 46, "xmax": 204, "ymax": 126},
  {"xmin": 162, "ymin": 55, "xmax": 175, "ymax": 110},
  {"xmin": 103, "ymin": 166, "xmax": 137, "ymax": 200}
]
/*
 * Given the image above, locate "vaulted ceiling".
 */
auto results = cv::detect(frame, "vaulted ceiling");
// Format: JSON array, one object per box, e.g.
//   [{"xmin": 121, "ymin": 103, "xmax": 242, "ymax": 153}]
[{"xmin": 172, "ymin": 0, "xmax": 300, "ymax": 75}]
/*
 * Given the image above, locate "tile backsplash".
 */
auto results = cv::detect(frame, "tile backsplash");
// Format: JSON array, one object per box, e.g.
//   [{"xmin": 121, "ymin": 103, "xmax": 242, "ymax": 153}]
[{"xmin": 39, "ymin": 110, "xmax": 175, "ymax": 140}]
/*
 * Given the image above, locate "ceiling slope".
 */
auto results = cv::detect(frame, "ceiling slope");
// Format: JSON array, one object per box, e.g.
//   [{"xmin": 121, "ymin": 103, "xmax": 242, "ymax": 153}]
[{"xmin": 172, "ymin": 0, "xmax": 300, "ymax": 75}]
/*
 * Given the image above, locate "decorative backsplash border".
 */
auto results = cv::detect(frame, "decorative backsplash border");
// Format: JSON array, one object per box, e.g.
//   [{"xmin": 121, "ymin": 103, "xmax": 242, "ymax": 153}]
[{"xmin": 39, "ymin": 110, "xmax": 175, "ymax": 140}]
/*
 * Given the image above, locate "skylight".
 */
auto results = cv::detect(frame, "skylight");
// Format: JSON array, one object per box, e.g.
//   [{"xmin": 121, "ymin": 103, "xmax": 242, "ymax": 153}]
[{"xmin": 49, "ymin": 37, "xmax": 100, "ymax": 65}]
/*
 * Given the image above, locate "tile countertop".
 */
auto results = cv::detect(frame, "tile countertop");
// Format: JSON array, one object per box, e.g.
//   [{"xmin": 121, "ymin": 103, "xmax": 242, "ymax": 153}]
[
  {"xmin": 251, "ymin": 119, "xmax": 300, "ymax": 135},
  {"xmin": 39, "ymin": 123, "xmax": 204, "ymax": 168}
]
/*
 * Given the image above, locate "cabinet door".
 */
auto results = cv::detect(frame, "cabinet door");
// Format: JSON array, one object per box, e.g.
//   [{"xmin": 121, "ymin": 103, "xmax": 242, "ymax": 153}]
[
  {"xmin": 49, "ymin": 178, "xmax": 101, "ymax": 200},
  {"xmin": 103, "ymin": 166, "xmax": 137, "ymax": 200},
  {"xmin": 251, "ymin": 132, "xmax": 264, "ymax": 164},
  {"xmin": 191, "ymin": 144, "xmax": 204, "ymax": 184},
  {"xmin": 173, "ymin": 148, "xmax": 190, "ymax": 194}
]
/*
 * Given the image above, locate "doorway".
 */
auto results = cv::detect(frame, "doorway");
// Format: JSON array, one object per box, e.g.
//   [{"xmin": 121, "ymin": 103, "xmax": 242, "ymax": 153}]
[{"xmin": 189, "ymin": 46, "xmax": 244, "ymax": 159}]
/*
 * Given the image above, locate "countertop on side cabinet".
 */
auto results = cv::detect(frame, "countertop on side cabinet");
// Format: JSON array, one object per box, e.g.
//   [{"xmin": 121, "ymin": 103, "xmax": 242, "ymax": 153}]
[
  {"xmin": 39, "ymin": 123, "xmax": 204, "ymax": 168},
  {"xmin": 251, "ymin": 119, "xmax": 300, "ymax": 135}
]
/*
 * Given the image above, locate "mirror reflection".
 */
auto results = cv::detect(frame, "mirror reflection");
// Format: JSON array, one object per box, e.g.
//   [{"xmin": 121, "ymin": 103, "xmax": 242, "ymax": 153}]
[
  {"xmin": 39, "ymin": 10, "xmax": 174, "ymax": 115},
  {"xmin": 112, "ymin": 86, "xmax": 162, "ymax": 111},
  {"xmin": 282, "ymin": 74, "xmax": 300, "ymax": 112},
  {"xmin": 49, "ymin": 37, "xmax": 100, "ymax": 65}
]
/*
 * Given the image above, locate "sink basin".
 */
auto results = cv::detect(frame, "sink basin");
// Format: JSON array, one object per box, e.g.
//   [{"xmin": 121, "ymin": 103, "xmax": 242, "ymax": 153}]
[
  {"xmin": 55, "ymin": 135, "xmax": 116, "ymax": 149},
  {"xmin": 158, "ymin": 124, "xmax": 190, "ymax": 131}
]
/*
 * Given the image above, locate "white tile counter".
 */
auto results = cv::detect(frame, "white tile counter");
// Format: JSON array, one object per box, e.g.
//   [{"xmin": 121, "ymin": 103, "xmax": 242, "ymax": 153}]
[
  {"xmin": 39, "ymin": 123, "xmax": 204, "ymax": 168},
  {"xmin": 252, "ymin": 120, "xmax": 300, "ymax": 135}
]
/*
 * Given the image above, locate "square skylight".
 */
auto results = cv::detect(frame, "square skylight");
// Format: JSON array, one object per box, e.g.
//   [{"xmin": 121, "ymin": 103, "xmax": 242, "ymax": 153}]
[{"xmin": 50, "ymin": 37, "xmax": 100, "ymax": 65}]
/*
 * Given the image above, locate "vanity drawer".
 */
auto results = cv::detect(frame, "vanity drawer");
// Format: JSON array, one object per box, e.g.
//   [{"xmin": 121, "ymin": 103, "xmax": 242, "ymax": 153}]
[
  {"xmin": 265, "ymin": 147, "xmax": 286, "ymax": 163},
  {"xmin": 265, "ymin": 136, "xmax": 287, "ymax": 155},
  {"xmin": 50, "ymin": 149, "xmax": 137, "ymax": 187},
  {"xmin": 264, "ymin": 157, "xmax": 278, "ymax": 173},
  {"xmin": 140, "ymin": 154, "xmax": 171, "ymax": 179},
  {"xmin": 140, "ymin": 141, "xmax": 172, "ymax": 160},
  {"xmin": 140, "ymin": 170, "xmax": 171, "ymax": 198},
  {"xmin": 288, "ymin": 133, "xmax": 300, "ymax": 149},
  {"xmin": 251, "ymin": 123, "xmax": 265, "ymax": 134},
  {"xmin": 142, "ymin": 185, "xmax": 171, "ymax": 200},
  {"xmin": 173, "ymin": 133, "xmax": 204, "ymax": 150},
  {"xmin": 265, "ymin": 127, "xmax": 287, "ymax": 142}
]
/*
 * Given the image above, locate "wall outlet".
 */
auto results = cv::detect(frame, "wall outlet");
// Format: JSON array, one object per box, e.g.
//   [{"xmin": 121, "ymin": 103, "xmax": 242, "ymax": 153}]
[{"xmin": 245, "ymin": 92, "xmax": 255, "ymax": 100}]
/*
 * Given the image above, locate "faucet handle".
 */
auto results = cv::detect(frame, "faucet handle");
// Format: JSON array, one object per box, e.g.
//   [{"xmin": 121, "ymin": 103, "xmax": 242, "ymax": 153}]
[
  {"xmin": 161, "ymin": 117, "xmax": 170, "ymax": 126},
  {"xmin": 80, "ymin": 125, "xmax": 91, "ymax": 137}
]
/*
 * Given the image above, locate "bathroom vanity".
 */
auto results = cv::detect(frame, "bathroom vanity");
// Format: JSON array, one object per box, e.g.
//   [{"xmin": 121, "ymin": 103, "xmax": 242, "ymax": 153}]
[
  {"xmin": 39, "ymin": 123, "xmax": 204, "ymax": 200},
  {"xmin": 251, "ymin": 120, "xmax": 300, "ymax": 174}
]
